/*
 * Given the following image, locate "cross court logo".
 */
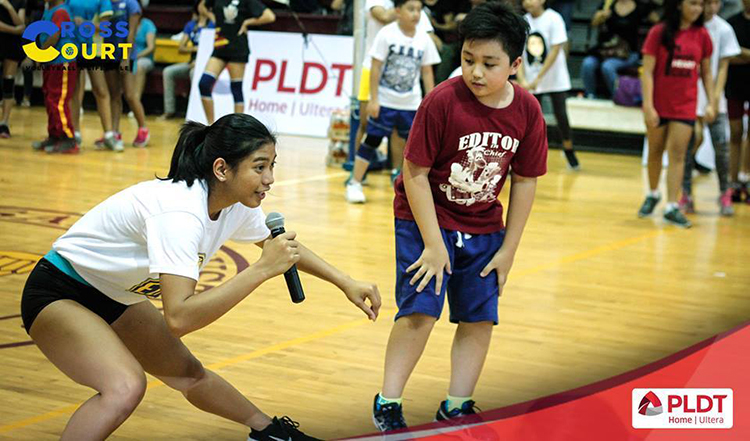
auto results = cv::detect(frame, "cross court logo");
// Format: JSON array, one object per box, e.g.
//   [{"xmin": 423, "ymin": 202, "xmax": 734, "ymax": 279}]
[{"xmin": 22, "ymin": 20, "xmax": 132, "ymax": 63}]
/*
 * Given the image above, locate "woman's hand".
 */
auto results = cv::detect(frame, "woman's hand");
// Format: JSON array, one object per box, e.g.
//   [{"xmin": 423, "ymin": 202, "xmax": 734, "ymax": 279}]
[
  {"xmin": 407, "ymin": 244, "xmax": 451, "ymax": 294},
  {"xmin": 480, "ymin": 247, "xmax": 515, "ymax": 297},
  {"xmin": 341, "ymin": 277, "xmax": 381, "ymax": 321},
  {"xmin": 258, "ymin": 231, "xmax": 300, "ymax": 278}
]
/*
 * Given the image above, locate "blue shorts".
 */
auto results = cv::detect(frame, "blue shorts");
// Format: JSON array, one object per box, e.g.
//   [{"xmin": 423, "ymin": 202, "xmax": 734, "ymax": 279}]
[
  {"xmin": 367, "ymin": 107, "xmax": 415, "ymax": 140},
  {"xmin": 394, "ymin": 219, "xmax": 505, "ymax": 324}
]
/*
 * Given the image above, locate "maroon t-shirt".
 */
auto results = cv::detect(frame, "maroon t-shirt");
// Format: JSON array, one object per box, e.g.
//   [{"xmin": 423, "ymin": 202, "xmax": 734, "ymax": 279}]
[
  {"xmin": 393, "ymin": 77, "xmax": 548, "ymax": 234},
  {"xmin": 642, "ymin": 23, "xmax": 712, "ymax": 120}
]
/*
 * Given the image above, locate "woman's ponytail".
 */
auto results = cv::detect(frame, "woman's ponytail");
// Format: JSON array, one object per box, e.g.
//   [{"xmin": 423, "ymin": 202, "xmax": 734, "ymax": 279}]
[{"xmin": 162, "ymin": 121, "xmax": 210, "ymax": 186}]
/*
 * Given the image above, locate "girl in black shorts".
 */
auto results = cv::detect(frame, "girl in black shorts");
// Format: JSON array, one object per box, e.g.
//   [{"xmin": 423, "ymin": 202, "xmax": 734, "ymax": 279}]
[{"xmin": 199, "ymin": 0, "xmax": 275, "ymax": 123}]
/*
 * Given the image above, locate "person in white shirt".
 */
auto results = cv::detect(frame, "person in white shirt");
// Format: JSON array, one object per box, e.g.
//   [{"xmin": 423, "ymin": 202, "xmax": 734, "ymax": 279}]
[
  {"xmin": 354, "ymin": 0, "xmax": 436, "ymax": 172},
  {"xmin": 680, "ymin": 0, "xmax": 741, "ymax": 216},
  {"xmin": 20, "ymin": 113, "xmax": 381, "ymax": 441},
  {"xmin": 346, "ymin": 0, "xmax": 441, "ymax": 204},
  {"xmin": 517, "ymin": 0, "xmax": 580, "ymax": 170}
]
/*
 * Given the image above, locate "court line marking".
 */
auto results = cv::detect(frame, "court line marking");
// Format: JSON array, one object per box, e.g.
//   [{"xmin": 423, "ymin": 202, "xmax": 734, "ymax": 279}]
[{"xmin": 0, "ymin": 223, "xmax": 677, "ymax": 434}]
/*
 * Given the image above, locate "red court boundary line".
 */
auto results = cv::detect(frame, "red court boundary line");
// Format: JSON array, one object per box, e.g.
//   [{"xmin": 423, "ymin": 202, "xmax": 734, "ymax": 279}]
[
  {"xmin": 350, "ymin": 320, "xmax": 749, "ymax": 438},
  {"xmin": 476, "ymin": 320, "xmax": 749, "ymax": 421}
]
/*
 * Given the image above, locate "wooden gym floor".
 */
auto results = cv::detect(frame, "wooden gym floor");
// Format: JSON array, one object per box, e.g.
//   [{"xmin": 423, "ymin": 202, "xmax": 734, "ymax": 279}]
[{"xmin": 0, "ymin": 106, "xmax": 748, "ymax": 440}]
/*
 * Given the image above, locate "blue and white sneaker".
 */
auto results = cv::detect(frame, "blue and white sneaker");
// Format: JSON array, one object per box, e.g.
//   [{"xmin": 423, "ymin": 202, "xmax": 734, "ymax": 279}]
[
  {"xmin": 435, "ymin": 399, "xmax": 481, "ymax": 423},
  {"xmin": 373, "ymin": 394, "xmax": 407, "ymax": 432}
]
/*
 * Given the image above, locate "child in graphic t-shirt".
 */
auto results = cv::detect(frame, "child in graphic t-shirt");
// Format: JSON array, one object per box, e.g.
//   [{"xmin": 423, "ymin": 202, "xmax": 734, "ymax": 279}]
[
  {"xmin": 517, "ymin": 0, "xmax": 580, "ymax": 170},
  {"xmin": 345, "ymin": 0, "xmax": 440, "ymax": 204},
  {"xmin": 371, "ymin": 2, "xmax": 548, "ymax": 432}
]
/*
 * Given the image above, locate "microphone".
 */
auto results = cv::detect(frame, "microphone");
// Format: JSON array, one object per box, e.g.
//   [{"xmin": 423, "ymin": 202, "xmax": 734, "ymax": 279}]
[{"xmin": 265, "ymin": 212, "xmax": 305, "ymax": 304}]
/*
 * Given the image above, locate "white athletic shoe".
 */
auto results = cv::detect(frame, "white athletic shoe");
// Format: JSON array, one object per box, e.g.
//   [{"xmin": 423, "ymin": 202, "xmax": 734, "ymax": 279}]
[{"xmin": 345, "ymin": 181, "xmax": 366, "ymax": 204}]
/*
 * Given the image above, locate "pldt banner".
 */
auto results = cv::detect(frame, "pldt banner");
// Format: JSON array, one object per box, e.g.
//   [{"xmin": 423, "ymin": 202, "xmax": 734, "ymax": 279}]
[{"xmin": 186, "ymin": 30, "xmax": 354, "ymax": 137}]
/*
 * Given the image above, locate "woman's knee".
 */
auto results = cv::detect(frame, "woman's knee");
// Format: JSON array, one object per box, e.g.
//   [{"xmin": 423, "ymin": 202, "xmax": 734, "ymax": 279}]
[{"xmin": 102, "ymin": 370, "xmax": 147, "ymax": 416}]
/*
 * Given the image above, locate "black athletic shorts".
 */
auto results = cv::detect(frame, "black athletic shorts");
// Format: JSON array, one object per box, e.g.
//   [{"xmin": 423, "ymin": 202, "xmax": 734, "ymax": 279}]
[
  {"xmin": 0, "ymin": 34, "xmax": 26, "ymax": 62},
  {"xmin": 21, "ymin": 258, "xmax": 129, "ymax": 334},
  {"xmin": 212, "ymin": 37, "xmax": 250, "ymax": 64}
]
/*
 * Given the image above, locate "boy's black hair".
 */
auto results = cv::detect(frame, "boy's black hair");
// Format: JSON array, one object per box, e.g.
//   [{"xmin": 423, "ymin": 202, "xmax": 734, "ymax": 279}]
[
  {"xmin": 160, "ymin": 113, "xmax": 276, "ymax": 190},
  {"xmin": 459, "ymin": 1, "xmax": 530, "ymax": 61},
  {"xmin": 394, "ymin": 0, "xmax": 420, "ymax": 8}
]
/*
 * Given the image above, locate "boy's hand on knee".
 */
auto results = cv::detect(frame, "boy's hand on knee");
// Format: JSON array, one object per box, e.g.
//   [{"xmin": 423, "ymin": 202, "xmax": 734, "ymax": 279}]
[
  {"xmin": 407, "ymin": 245, "xmax": 452, "ymax": 295},
  {"xmin": 480, "ymin": 248, "xmax": 514, "ymax": 297}
]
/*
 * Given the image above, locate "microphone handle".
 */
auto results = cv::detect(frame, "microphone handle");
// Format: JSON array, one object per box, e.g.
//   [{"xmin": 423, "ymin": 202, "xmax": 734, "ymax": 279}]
[
  {"xmin": 270, "ymin": 226, "xmax": 305, "ymax": 303},
  {"xmin": 284, "ymin": 266, "xmax": 306, "ymax": 303}
]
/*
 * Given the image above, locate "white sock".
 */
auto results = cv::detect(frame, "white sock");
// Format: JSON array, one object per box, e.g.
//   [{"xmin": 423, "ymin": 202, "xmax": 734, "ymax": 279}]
[
  {"xmin": 105, "ymin": 131, "xmax": 115, "ymax": 138},
  {"xmin": 74, "ymin": 130, "xmax": 81, "ymax": 138},
  {"xmin": 666, "ymin": 202, "xmax": 678, "ymax": 212},
  {"xmin": 649, "ymin": 190, "xmax": 661, "ymax": 198}
]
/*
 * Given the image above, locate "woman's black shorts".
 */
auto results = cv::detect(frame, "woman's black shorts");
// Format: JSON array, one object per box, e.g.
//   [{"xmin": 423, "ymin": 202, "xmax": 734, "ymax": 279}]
[
  {"xmin": 21, "ymin": 259, "xmax": 129, "ymax": 334},
  {"xmin": 211, "ymin": 37, "xmax": 250, "ymax": 64}
]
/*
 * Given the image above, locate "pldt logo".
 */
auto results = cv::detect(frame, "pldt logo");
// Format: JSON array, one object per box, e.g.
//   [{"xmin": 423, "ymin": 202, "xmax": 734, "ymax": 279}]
[
  {"xmin": 637, "ymin": 391, "xmax": 663, "ymax": 416},
  {"xmin": 22, "ymin": 21, "xmax": 132, "ymax": 63},
  {"xmin": 632, "ymin": 388, "xmax": 733, "ymax": 429}
]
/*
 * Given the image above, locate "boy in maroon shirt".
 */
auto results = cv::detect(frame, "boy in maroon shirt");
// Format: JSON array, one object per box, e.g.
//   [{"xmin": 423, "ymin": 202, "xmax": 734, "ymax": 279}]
[{"xmin": 372, "ymin": 1, "xmax": 548, "ymax": 432}]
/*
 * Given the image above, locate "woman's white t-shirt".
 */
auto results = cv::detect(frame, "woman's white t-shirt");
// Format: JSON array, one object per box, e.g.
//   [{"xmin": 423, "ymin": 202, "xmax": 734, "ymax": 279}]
[
  {"xmin": 523, "ymin": 8, "xmax": 572, "ymax": 94},
  {"xmin": 53, "ymin": 179, "xmax": 270, "ymax": 305}
]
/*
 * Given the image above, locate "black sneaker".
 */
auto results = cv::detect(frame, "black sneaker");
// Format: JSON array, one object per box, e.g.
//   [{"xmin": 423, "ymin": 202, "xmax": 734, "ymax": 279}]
[
  {"xmin": 0, "ymin": 123, "xmax": 10, "ymax": 139},
  {"xmin": 247, "ymin": 416, "xmax": 321, "ymax": 441},
  {"xmin": 664, "ymin": 208, "xmax": 692, "ymax": 228},
  {"xmin": 563, "ymin": 149, "xmax": 580, "ymax": 171},
  {"xmin": 638, "ymin": 194, "xmax": 661, "ymax": 218},
  {"xmin": 372, "ymin": 394, "xmax": 407, "ymax": 432}
]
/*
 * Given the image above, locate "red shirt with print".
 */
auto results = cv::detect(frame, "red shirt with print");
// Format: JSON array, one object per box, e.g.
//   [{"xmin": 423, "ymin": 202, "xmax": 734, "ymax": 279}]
[
  {"xmin": 642, "ymin": 23, "xmax": 713, "ymax": 120},
  {"xmin": 393, "ymin": 77, "xmax": 548, "ymax": 235}
]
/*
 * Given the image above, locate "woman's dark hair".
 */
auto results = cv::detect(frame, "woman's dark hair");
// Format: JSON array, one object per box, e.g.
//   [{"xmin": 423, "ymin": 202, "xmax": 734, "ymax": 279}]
[
  {"xmin": 661, "ymin": 0, "xmax": 704, "ymax": 53},
  {"xmin": 459, "ymin": 1, "xmax": 530, "ymax": 61},
  {"xmin": 161, "ymin": 113, "xmax": 276, "ymax": 187}
]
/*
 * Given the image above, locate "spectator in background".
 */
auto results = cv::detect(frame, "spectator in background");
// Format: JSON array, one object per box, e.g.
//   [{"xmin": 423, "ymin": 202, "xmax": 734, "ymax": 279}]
[
  {"xmin": 68, "ymin": 0, "xmax": 118, "ymax": 150},
  {"xmin": 726, "ymin": 0, "xmax": 750, "ymax": 202},
  {"xmin": 160, "ymin": 0, "xmax": 214, "ymax": 119},
  {"xmin": 131, "ymin": 15, "xmax": 156, "ymax": 108},
  {"xmin": 426, "ymin": 0, "xmax": 470, "ymax": 83},
  {"xmin": 32, "ymin": 0, "xmax": 78, "ymax": 153},
  {"xmin": 517, "ymin": 0, "xmax": 580, "ymax": 170},
  {"xmin": 332, "ymin": 0, "xmax": 354, "ymax": 35},
  {"xmin": 345, "ymin": 0, "xmax": 440, "ymax": 204},
  {"xmin": 680, "ymin": 0, "xmax": 740, "ymax": 216},
  {"xmin": 0, "ymin": 0, "xmax": 26, "ymax": 139},
  {"xmin": 638, "ymin": 0, "xmax": 714, "ymax": 228},
  {"xmin": 18, "ymin": 0, "xmax": 42, "ymax": 108},
  {"xmin": 199, "ymin": 0, "xmax": 276, "ymax": 124},
  {"xmin": 101, "ymin": 0, "xmax": 150, "ymax": 149},
  {"xmin": 582, "ymin": 0, "xmax": 653, "ymax": 99},
  {"xmin": 352, "ymin": 0, "xmax": 434, "ymax": 181}
]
